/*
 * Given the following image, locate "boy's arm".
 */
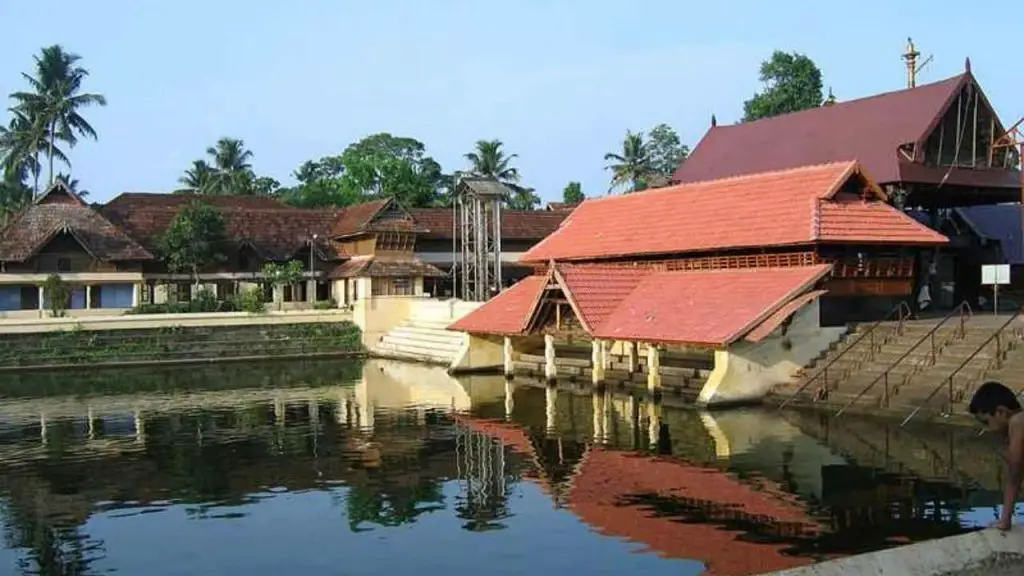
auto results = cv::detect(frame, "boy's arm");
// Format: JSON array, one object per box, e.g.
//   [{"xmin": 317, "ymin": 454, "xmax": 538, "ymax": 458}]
[{"xmin": 1000, "ymin": 420, "xmax": 1024, "ymax": 528}]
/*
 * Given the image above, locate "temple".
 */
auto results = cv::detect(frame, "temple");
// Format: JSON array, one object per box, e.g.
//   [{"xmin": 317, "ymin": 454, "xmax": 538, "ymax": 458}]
[
  {"xmin": 449, "ymin": 161, "xmax": 947, "ymax": 404},
  {"xmin": 0, "ymin": 183, "xmax": 567, "ymax": 315}
]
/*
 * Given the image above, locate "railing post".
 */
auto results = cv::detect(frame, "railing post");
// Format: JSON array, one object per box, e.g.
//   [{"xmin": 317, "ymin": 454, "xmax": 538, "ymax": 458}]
[
  {"xmin": 883, "ymin": 372, "xmax": 889, "ymax": 408},
  {"xmin": 823, "ymin": 367, "xmax": 829, "ymax": 391},
  {"xmin": 870, "ymin": 330, "xmax": 875, "ymax": 360},
  {"xmin": 931, "ymin": 331, "xmax": 936, "ymax": 365},
  {"xmin": 947, "ymin": 376, "xmax": 954, "ymax": 414},
  {"xmin": 997, "ymin": 331, "xmax": 1003, "ymax": 368}
]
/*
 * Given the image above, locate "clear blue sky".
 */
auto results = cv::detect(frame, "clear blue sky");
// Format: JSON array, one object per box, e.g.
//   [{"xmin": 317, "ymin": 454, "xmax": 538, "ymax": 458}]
[{"xmin": 1, "ymin": 1, "xmax": 1020, "ymax": 204}]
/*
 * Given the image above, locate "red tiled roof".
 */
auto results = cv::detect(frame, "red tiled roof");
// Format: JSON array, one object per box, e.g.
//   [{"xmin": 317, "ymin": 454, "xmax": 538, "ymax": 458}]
[
  {"xmin": 450, "ymin": 264, "xmax": 831, "ymax": 347},
  {"xmin": 522, "ymin": 162, "xmax": 946, "ymax": 264},
  {"xmin": 410, "ymin": 208, "xmax": 569, "ymax": 241},
  {"xmin": 556, "ymin": 264, "xmax": 649, "ymax": 333},
  {"xmin": 330, "ymin": 199, "xmax": 391, "ymax": 237},
  {"xmin": 816, "ymin": 194, "xmax": 948, "ymax": 244},
  {"xmin": 675, "ymin": 74, "xmax": 962, "ymax": 185},
  {"xmin": 593, "ymin": 265, "xmax": 832, "ymax": 346},
  {"xmin": 1, "ymin": 185, "xmax": 153, "ymax": 262},
  {"xmin": 448, "ymin": 275, "xmax": 546, "ymax": 335}
]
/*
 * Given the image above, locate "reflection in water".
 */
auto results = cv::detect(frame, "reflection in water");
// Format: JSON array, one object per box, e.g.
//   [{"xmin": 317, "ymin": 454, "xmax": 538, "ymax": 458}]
[{"xmin": 0, "ymin": 359, "xmax": 1006, "ymax": 576}]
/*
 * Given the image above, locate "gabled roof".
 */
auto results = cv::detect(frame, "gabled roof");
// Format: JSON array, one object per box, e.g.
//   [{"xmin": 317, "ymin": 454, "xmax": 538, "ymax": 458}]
[
  {"xmin": 674, "ymin": 73, "xmax": 969, "ymax": 185},
  {"xmin": 328, "ymin": 255, "xmax": 444, "ymax": 279},
  {"xmin": 330, "ymin": 197, "xmax": 427, "ymax": 238},
  {"xmin": 956, "ymin": 204, "xmax": 1024, "ymax": 265},
  {"xmin": 522, "ymin": 161, "xmax": 946, "ymax": 263},
  {"xmin": 410, "ymin": 208, "xmax": 569, "ymax": 241},
  {"xmin": 0, "ymin": 183, "xmax": 153, "ymax": 262},
  {"xmin": 450, "ymin": 264, "xmax": 832, "ymax": 347}
]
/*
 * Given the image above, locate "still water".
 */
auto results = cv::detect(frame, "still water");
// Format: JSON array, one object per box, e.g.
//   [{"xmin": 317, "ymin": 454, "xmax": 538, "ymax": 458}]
[{"xmin": 0, "ymin": 358, "xmax": 1013, "ymax": 576}]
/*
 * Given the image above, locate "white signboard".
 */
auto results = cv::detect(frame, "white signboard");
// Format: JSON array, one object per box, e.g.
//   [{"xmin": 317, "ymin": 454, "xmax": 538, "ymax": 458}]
[{"xmin": 982, "ymin": 264, "xmax": 1011, "ymax": 286}]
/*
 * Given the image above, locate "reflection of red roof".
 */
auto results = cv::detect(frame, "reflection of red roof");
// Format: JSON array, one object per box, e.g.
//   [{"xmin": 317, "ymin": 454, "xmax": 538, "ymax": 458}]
[
  {"xmin": 673, "ymin": 73, "xmax": 1016, "ymax": 190},
  {"xmin": 449, "ymin": 275, "xmax": 546, "ymax": 335},
  {"xmin": 593, "ymin": 265, "xmax": 831, "ymax": 346},
  {"xmin": 458, "ymin": 416, "xmax": 818, "ymax": 576},
  {"xmin": 451, "ymin": 264, "xmax": 831, "ymax": 347},
  {"xmin": 522, "ymin": 162, "xmax": 945, "ymax": 264}
]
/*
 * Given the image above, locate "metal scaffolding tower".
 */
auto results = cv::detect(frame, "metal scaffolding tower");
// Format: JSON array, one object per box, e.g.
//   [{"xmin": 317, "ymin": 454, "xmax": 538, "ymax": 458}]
[{"xmin": 452, "ymin": 176, "xmax": 505, "ymax": 301}]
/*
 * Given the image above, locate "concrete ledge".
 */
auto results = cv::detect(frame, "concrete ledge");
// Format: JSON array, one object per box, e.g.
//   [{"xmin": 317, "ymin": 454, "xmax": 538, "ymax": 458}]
[
  {"xmin": 765, "ymin": 528, "xmax": 1024, "ymax": 575},
  {"xmin": 0, "ymin": 310, "xmax": 353, "ymax": 334}
]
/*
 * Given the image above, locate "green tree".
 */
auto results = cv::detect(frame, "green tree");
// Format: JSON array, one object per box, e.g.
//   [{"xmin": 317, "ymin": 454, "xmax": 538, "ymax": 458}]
[
  {"xmin": 157, "ymin": 201, "xmax": 229, "ymax": 286},
  {"xmin": 506, "ymin": 184, "xmax": 540, "ymax": 210},
  {"xmin": 337, "ymin": 133, "xmax": 447, "ymax": 207},
  {"xmin": 0, "ymin": 107, "xmax": 62, "ymax": 195},
  {"xmin": 42, "ymin": 274, "xmax": 71, "ymax": 317},
  {"xmin": 604, "ymin": 130, "xmax": 652, "ymax": 193},
  {"xmin": 178, "ymin": 160, "xmax": 217, "ymax": 194},
  {"xmin": 562, "ymin": 181, "xmax": 584, "ymax": 204},
  {"xmin": 0, "ymin": 168, "xmax": 32, "ymax": 223},
  {"xmin": 647, "ymin": 124, "xmax": 689, "ymax": 178},
  {"xmin": 55, "ymin": 172, "xmax": 88, "ymax": 198},
  {"xmin": 742, "ymin": 51, "xmax": 824, "ymax": 122},
  {"xmin": 9, "ymin": 45, "xmax": 107, "ymax": 186},
  {"xmin": 203, "ymin": 137, "xmax": 255, "ymax": 195},
  {"xmin": 464, "ymin": 140, "xmax": 519, "ymax": 185},
  {"xmin": 261, "ymin": 260, "xmax": 305, "ymax": 311}
]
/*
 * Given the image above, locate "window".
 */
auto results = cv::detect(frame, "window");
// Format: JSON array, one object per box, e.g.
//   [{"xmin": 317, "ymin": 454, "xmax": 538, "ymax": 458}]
[{"xmin": 57, "ymin": 258, "xmax": 72, "ymax": 273}]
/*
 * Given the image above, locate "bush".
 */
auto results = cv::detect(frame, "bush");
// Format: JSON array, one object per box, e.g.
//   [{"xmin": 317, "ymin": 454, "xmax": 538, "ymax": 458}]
[
  {"xmin": 313, "ymin": 298, "xmax": 338, "ymax": 311},
  {"xmin": 232, "ymin": 288, "xmax": 266, "ymax": 314}
]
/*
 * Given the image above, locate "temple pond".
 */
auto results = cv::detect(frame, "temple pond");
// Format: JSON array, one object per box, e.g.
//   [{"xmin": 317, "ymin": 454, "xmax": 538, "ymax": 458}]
[{"xmin": 0, "ymin": 358, "xmax": 1016, "ymax": 576}]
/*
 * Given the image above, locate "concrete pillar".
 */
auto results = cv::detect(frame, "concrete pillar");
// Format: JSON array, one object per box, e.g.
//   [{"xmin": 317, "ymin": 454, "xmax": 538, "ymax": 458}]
[
  {"xmin": 544, "ymin": 334, "xmax": 557, "ymax": 381},
  {"xmin": 626, "ymin": 342, "xmax": 639, "ymax": 373},
  {"xmin": 274, "ymin": 397, "xmax": 285, "ymax": 426},
  {"xmin": 545, "ymin": 384, "xmax": 558, "ymax": 435},
  {"xmin": 308, "ymin": 280, "xmax": 317, "ymax": 303},
  {"xmin": 647, "ymin": 344, "xmax": 662, "ymax": 392},
  {"xmin": 504, "ymin": 379, "xmax": 515, "ymax": 419},
  {"xmin": 602, "ymin": 387, "xmax": 612, "ymax": 445},
  {"xmin": 591, "ymin": 339, "xmax": 606, "ymax": 384},
  {"xmin": 131, "ymin": 283, "xmax": 141, "ymax": 308},
  {"xmin": 503, "ymin": 336, "xmax": 515, "ymax": 377},
  {"xmin": 337, "ymin": 392, "xmax": 350, "ymax": 425},
  {"xmin": 87, "ymin": 407, "xmax": 95, "ymax": 440},
  {"xmin": 39, "ymin": 413, "xmax": 47, "ymax": 445},
  {"xmin": 37, "ymin": 285, "xmax": 44, "ymax": 311}
]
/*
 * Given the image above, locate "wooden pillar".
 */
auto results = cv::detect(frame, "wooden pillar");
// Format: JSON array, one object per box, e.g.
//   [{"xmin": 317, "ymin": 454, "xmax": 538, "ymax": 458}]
[
  {"xmin": 647, "ymin": 344, "xmax": 662, "ymax": 392},
  {"xmin": 626, "ymin": 341, "xmax": 639, "ymax": 373},
  {"xmin": 503, "ymin": 336, "xmax": 516, "ymax": 377},
  {"xmin": 544, "ymin": 334, "xmax": 557, "ymax": 381},
  {"xmin": 591, "ymin": 339, "xmax": 606, "ymax": 384}
]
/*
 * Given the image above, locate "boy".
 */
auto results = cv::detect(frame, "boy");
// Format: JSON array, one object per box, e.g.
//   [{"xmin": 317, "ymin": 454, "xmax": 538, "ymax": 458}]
[{"xmin": 969, "ymin": 381, "xmax": 1024, "ymax": 531}]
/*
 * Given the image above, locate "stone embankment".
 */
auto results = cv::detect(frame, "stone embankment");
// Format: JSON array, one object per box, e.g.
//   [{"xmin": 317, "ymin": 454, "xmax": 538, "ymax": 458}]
[{"xmin": 764, "ymin": 527, "xmax": 1024, "ymax": 575}]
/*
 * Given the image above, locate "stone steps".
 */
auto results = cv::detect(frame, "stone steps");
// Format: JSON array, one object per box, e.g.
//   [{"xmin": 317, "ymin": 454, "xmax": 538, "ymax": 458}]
[{"xmin": 372, "ymin": 318, "xmax": 467, "ymax": 366}]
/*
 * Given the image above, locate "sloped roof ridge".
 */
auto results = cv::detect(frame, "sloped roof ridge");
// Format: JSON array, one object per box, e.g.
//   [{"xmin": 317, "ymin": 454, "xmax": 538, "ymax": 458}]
[
  {"xmin": 584, "ymin": 160, "xmax": 860, "ymax": 205},
  {"xmin": 715, "ymin": 72, "xmax": 966, "ymax": 130}
]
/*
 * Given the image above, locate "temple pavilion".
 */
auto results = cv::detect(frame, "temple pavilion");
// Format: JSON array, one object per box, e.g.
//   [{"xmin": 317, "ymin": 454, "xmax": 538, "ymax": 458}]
[{"xmin": 449, "ymin": 161, "xmax": 947, "ymax": 405}]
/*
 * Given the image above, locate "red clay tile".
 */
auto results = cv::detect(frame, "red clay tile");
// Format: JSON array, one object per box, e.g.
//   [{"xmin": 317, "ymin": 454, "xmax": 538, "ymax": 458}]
[
  {"xmin": 447, "ymin": 275, "xmax": 546, "ymax": 335},
  {"xmin": 745, "ymin": 289, "xmax": 827, "ymax": 343},
  {"xmin": 556, "ymin": 264, "xmax": 650, "ymax": 332},
  {"xmin": 593, "ymin": 265, "xmax": 832, "ymax": 346},
  {"xmin": 522, "ymin": 162, "xmax": 945, "ymax": 264}
]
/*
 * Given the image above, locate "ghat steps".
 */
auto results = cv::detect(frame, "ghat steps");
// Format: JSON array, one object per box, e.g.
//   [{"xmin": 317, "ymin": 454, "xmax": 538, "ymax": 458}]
[
  {"xmin": 373, "ymin": 317, "xmax": 466, "ymax": 366},
  {"xmin": 777, "ymin": 313, "xmax": 1024, "ymax": 415}
]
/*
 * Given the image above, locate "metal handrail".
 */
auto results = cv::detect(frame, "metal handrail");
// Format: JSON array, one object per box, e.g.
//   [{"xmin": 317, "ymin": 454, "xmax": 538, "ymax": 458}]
[
  {"xmin": 778, "ymin": 301, "xmax": 911, "ymax": 410},
  {"xmin": 901, "ymin": 309, "xmax": 1022, "ymax": 427},
  {"xmin": 835, "ymin": 301, "xmax": 972, "ymax": 417}
]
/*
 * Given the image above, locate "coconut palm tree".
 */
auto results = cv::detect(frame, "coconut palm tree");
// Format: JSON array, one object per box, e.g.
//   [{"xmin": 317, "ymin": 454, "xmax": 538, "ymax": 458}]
[
  {"xmin": 202, "ymin": 137, "xmax": 255, "ymax": 195},
  {"xmin": 9, "ymin": 45, "xmax": 106, "ymax": 186},
  {"xmin": 604, "ymin": 130, "xmax": 653, "ymax": 193},
  {"xmin": 0, "ymin": 109, "xmax": 60, "ymax": 195},
  {"xmin": 178, "ymin": 160, "xmax": 217, "ymax": 194},
  {"xmin": 464, "ymin": 140, "xmax": 519, "ymax": 185},
  {"xmin": 55, "ymin": 172, "xmax": 88, "ymax": 198},
  {"xmin": 0, "ymin": 167, "xmax": 32, "ymax": 224}
]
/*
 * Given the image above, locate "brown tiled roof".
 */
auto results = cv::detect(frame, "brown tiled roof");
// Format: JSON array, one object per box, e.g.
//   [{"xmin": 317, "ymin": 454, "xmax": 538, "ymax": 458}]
[
  {"xmin": 674, "ymin": 72, "xmax": 1019, "ymax": 189},
  {"xmin": 522, "ymin": 162, "xmax": 946, "ymax": 264},
  {"xmin": 545, "ymin": 202, "xmax": 580, "ymax": 212},
  {"xmin": 410, "ymin": 208, "xmax": 568, "ymax": 241},
  {"xmin": 102, "ymin": 195, "xmax": 342, "ymax": 261},
  {"xmin": 105, "ymin": 192, "xmax": 291, "ymax": 211},
  {"xmin": 328, "ymin": 255, "xmax": 444, "ymax": 279},
  {"xmin": 0, "ymin": 185, "xmax": 153, "ymax": 262}
]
